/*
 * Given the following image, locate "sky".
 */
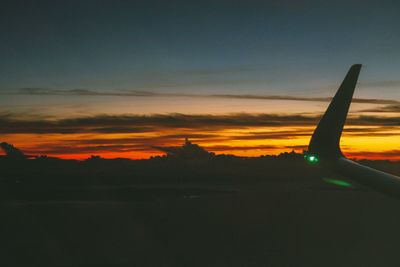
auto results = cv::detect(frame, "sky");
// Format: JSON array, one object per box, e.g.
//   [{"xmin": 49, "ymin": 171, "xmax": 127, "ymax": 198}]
[{"xmin": 1, "ymin": 0, "xmax": 400, "ymax": 160}]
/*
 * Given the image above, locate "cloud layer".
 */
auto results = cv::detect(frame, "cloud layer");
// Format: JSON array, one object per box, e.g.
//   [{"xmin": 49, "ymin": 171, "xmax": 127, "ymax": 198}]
[
  {"xmin": 2, "ymin": 112, "xmax": 400, "ymax": 135},
  {"xmin": 8, "ymin": 88, "xmax": 400, "ymax": 105},
  {"xmin": 1, "ymin": 111, "xmax": 398, "ymax": 160}
]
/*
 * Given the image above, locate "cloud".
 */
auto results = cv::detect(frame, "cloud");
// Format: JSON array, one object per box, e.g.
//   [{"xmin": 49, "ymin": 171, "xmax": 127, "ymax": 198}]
[
  {"xmin": 9, "ymin": 88, "xmax": 399, "ymax": 105},
  {"xmin": 0, "ymin": 142, "xmax": 25, "ymax": 157},
  {"xmin": 2, "ymin": 112, "xmax": 400, "ymax": 135},
  {"xmin": 0, "ymin": 113, "xmax": 317, "ymax": 134},
  {"xmin": 284, "ymin": 145, "xmax": 308, "ymax": 150},
  {"xmin": 204, "ymin": 145, "xmax": 278, "ymax": 151},
  {"xmin": 344, "ymin": 132, "xmax": 400, "ymax": 137},
  {"xmin": 360, "ymin": 80, "xmax": 400, "ymax": 88},
  {"xmin": 209, "ymin": 94, "xmax": 399, "ymax": 105},
  {"xmin": 52, "ymin": 127, "xmax": 398, "ymax": 154},
  {"xmin": 68, "ymin": 134, "xmax": 222, "ymax": 145},
  {"xmin": 345, "ymin": 150, "xmax": 400, "ymax": 159},
  {"xmin": 347, "ymin": 115, "xmax": 400, "ymax": 126},
  {"xmin": 360, "ymin": 104, "xmax": 400, "ymax": 113},
  {"xmin": 22, "ymin": 143, "xmax": 279, "ymax": 156},
  {"xmin": 230, "ymin": 131, "xmax": 311, "ymax": 140},
  {"xmin": 22, "ymin": 144, "xmax": 151, "ymax": 155},
  {"xmin": 342, "ymin": 126, "xmax": 400, "ymax": 136},
  {"xmin": 4, "ymin": 112, "xmax": 398, "ymax": 159},
  {"xmin": 15, "ymin": 88, "xmax": 160, "ymax": 97}
]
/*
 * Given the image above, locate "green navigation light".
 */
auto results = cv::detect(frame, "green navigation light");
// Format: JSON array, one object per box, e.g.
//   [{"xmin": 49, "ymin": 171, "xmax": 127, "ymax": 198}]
[
  {"xmin": 322, "ymin": 177, "xmax": 352, "ymax": 187},
  {"xmin": 306, "ymin": 155, "xmax": 319, "ymax": 163}
]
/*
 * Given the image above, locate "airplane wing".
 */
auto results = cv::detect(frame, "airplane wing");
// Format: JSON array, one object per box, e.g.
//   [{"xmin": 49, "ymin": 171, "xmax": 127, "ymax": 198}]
[{"xmin": 306, "ymin": 64, "xmax": 400, "ymax": 197}]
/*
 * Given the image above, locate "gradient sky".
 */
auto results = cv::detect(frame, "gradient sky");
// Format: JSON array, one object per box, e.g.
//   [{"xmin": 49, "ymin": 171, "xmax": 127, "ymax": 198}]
[{"xmin": 1, "ymin": 0, "xmax": 400, "ymax": 160}]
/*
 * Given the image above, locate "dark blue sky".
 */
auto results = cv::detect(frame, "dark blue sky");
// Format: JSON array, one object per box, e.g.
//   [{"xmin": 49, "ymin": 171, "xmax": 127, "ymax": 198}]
[{"xmin": 1, "ymin": 0, "xmax": 399, "ymax": 102}]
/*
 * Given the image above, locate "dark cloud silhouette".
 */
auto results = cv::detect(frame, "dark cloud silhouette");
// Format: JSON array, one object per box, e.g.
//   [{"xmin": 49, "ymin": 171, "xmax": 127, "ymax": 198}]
[
  {"xmin": 22, "ymin": 144, "xmax": 150, "ymax": 155},
  {"xmin": 360, "ymin": 80, "xmax": 400, "ymax": 88},
  {"xmin": 16, "ymin": 88, "xmax": 160, "ymax": 97},
  {"xmin": 153, "ymin": 139, "xmax": 214, "ymax": 158},
  {"xmin": 284, "ymin": 145, "xmax": 308, "ymax": 150},
  {"xmin": 345, "ymin": 150, "xmax": 400, "ymax": 158},
  {"xmin": 2, "ymin": 113, "xmax": 400, "ymax": 135},
  {"xmin": 209, "ymin": 94, "xmax": 399, "ymax": 105},
  {"xmin": 23, "ymin": 143, "xmax": 279, "ymax": 155},
  {"xmin": 203, "ymin": 145, "xmax": 278, "ymax": 151},
  {"xmin": 230, "ymin": 131, "xmax": 311, "ymax": 140},
  {"xmin": 9, "ymin": 88, "xmax": 399, "ymax": 105},
  {"xmin": 346, "ymin": 115, "xmax": 400, "ymax": 126},
  {"xmin": 64, "ymin": 127, "xmax": 398, "ymax": 148},
  {"xmin": 65, "ymin": 136, "xmax": 219, "ymax": 147},
  {"xmin": 161, "ymin": 134, "xmax": 221, "ymax": 139},
  {"xmin": 345, "ymin": 132, "xmax": 400, "ymax": 137},
  {"xmin": 360, "ymin": 104, "xmax": 400, "ymax": 113},
  {"xmin": 0, "ymin": 142, "xmax": 25, "ymax": 158},
  {"xmin": 0, "ymin": 113, "xmax": 315, "ymax": 134},
  {"xmin": 342, "ymin": 127, "xmax": 390, "ymax": 132},
  {"xmin": 87, "ymin": 127, "xmax": 153, "ymax": 134}
]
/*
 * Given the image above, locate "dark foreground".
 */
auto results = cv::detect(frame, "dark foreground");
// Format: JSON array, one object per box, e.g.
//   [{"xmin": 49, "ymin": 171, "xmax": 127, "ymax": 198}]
[
  {"xmin": 1, "ymin": 157, "xmax": 400, "ymax": 266},
  {"xmin": 2, "ymin": 182, "xmax": 400, "ymax": 266}
]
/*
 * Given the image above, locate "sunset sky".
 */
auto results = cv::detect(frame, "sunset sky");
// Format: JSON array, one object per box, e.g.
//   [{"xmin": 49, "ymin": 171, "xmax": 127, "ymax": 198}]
[{"xmin": 1, "ymin": 0, "xmax": 400, "ymax": 160}]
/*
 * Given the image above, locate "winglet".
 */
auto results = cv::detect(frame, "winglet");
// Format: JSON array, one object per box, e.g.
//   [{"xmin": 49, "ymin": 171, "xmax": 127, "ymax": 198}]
[{"xmin": 308, "ymin": 64, "xmax": 362, "ymax": 159}]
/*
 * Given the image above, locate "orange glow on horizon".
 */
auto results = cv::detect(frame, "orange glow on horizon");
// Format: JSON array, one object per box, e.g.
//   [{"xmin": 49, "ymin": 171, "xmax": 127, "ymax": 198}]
[
  {"xmin": 26, "ymin": 149, "xmax": 400, "ymax": 161},
  {"xmin": 2, "ymin": 125, "xmax": 399, "ymax": 161}
]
